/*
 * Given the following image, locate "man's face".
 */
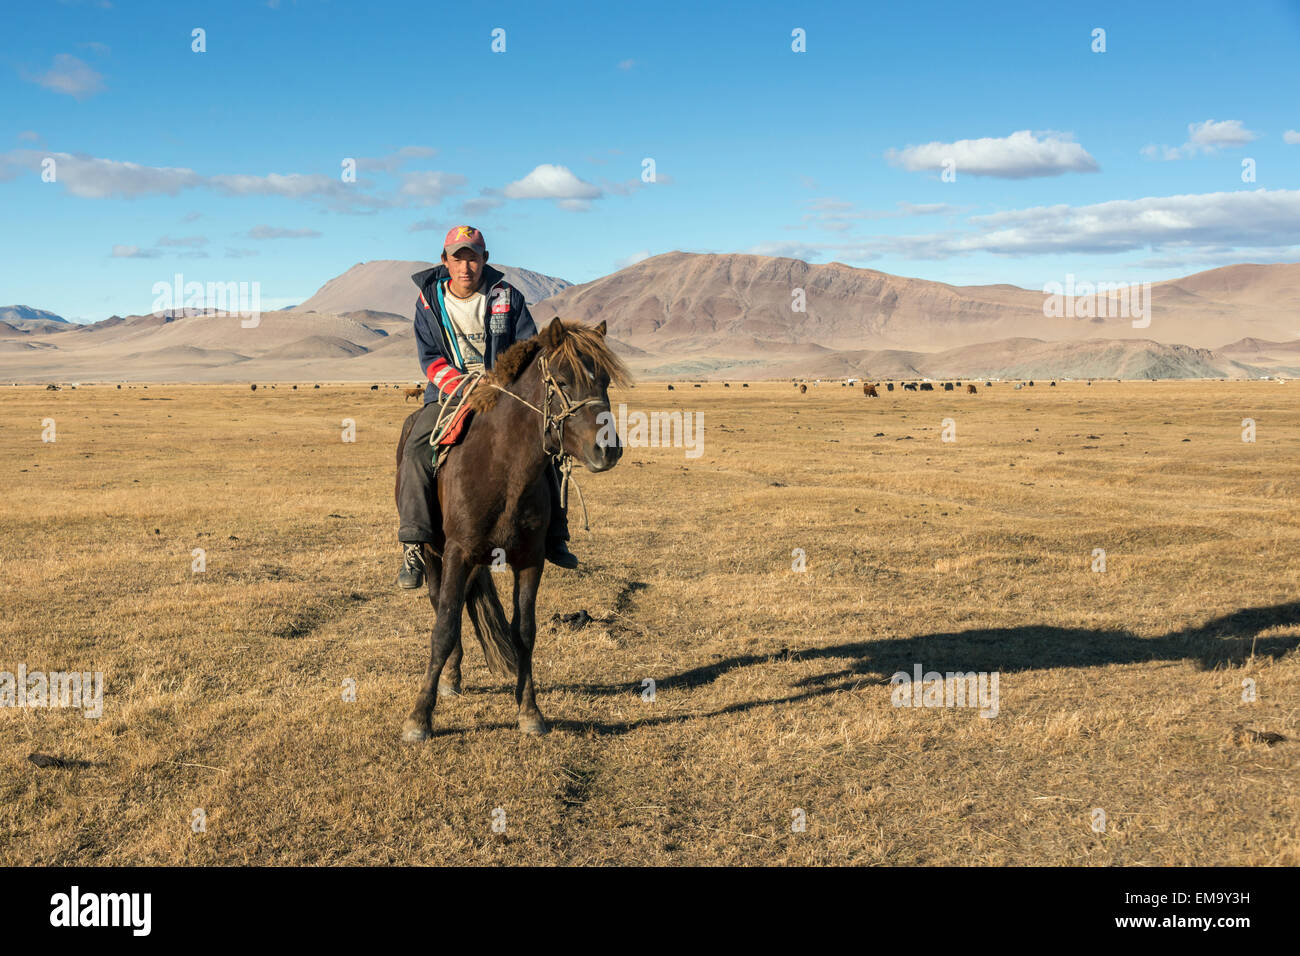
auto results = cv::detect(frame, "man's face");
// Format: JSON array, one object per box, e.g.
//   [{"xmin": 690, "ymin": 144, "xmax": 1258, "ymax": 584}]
[{"xmin": 443, "ymin": 248, "xmax": 486, "ymax": 296}]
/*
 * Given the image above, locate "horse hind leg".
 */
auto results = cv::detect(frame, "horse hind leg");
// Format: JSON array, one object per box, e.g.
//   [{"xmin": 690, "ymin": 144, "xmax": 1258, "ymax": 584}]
[
  {"xmin": 438, "ymin": 640, "xmax": 464, "ymax": 698},
  {"xmin": 511, "ymin": 563, "xmax": 547, "ymax": 736}
]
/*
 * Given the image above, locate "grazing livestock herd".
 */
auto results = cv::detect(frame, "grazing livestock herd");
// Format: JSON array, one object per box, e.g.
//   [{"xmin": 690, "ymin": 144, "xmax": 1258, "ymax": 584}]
[
  {"xmin": 242, "ymin": 378, "xmax": 1063, "ymax": 397},
  {"xmin": 670, "ymin": 377, "xmax": 1081, "ymax": 393},
  {"xmin": 32, "ymin": 378, "xmax": 1086, "ymax": 407},
  {"xmin": 84, "ymin": 377, "xmax": 1067, "ymax": 398}
]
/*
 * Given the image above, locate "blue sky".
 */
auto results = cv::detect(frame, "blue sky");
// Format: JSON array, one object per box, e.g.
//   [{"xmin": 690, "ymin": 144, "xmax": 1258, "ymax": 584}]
[{"xmin": 3, "ymin": 0, "xmax": 1299, "ymax": 321}]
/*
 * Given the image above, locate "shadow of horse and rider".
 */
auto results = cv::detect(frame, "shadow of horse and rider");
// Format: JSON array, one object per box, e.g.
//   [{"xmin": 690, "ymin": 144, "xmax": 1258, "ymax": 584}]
[{"xmin": 457, "ymin": 600, "xmax": 1300, "ymax": 737}]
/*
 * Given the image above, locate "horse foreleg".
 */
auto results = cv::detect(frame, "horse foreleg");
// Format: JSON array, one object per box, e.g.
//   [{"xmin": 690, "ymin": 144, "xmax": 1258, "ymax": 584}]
[
  {"xmin": 511, "ymin": 563, "xmax": 546, "ymax": 736},
  {"xmin": 421, "ymin": 547, "xmax": 462, "ymax": 697},
  {"xmin": 402, "ymin": 546, "xmax": 470, "ymax": 743}
]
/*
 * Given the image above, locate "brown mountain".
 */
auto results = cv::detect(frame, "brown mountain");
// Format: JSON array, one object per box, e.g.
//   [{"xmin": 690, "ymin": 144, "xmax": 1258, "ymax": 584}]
[
  {"xmin": 3, "ymin": 255, "xmax": 1297, "ymax": 383},
  {"xmin": 530, "ymin": 253, "xmax": 1300, "ymax": 359}
]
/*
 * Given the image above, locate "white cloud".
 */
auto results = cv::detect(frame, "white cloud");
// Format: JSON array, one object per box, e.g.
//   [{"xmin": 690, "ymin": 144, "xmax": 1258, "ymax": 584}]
[
  {"xmin": 886, "ymin": 130, "xmax": 1098, "ymax": 179},
  {"xmin": 243, "ymin": 226, "xmax": 322, "ymax": 239},
  {"xmin": 460, "ymin": 197, "xmax": 504, "ymax": 217},
  {"xmin": 110, "ymin": 245, "xmax": 160, "ymax": 259},
  {"xmin": 15, "ymin": 152, "xmax": 202, "ymax": 198},
  {"xmin": 618, "ymin": 59, "xmax": 635, "ymax": 70},
  {"xmin": 397, "ymin": 170, "xmax": 468, "ymax": 206},
  {"xmin": 1135, "ymin": 247, "xmax": 1300, "ymax": 271},
  {"xmin": 1141, "ymin": 143, "xmax": 1186, "ymax": 161},
  {"xmin": 615, "ymin": 250, "xmax": 651, "ymax": 269},
  {"xmin": 752, "ymin": 189, "xmax": 1300, "ymax": 264},
  {"xmin": 356, "ymin": 145, "xmax": 440, "ymax": 173},
  {"xmin": 502, "ymin": 164, "xmax": 602, "ymax": 201},
  {"xmin": 1142, "ymin": 119, "xmax": 1259, "ymax": 160},
  {"xmin": 746, "ymin": 240, "xmax": 859, "ymax": 261},
  {"xmin": 210, "ymin": 172, "xmax": 337, "ymax": 198},
  {"xmin": 1284, "ymin": 130, "xmax": 1300, "ymax": 145},
  {"xmin": 210, "ymin": 170, "xmax": 397, "ymax": 212},
  {"xmin": 797, "ymin": 198, "xmax": 963, "ymax": 232},
  {"xmin": 952, "ymin": 189, "xmax": 1300, "ymax": 256},
  {"xmin": 26, "ymin": 54, "xmax": 105, "ymax": 99},
  {"xmin": 157, "ymin": 235, "xmax": 208, "ymax": 248},
  {"xmin": 1187, "ymin": 119, "xmax": 1257, "ymax": 148}
]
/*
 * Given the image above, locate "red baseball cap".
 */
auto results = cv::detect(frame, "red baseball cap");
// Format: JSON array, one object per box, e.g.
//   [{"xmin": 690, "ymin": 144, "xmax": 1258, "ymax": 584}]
[{"xmin": 443, "ymin": 225, "xmax": 486, "ymax": 255}]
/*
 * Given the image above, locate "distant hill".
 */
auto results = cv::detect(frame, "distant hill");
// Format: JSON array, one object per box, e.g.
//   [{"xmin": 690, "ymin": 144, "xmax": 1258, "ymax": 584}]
[
  {"xmin": 1213, "ymin": 336, "xmax": 1300, "ymax": 376},
  {"xmin": 298, "ymin": 260, "xmax": 572, "ymax": 316},
  {"xmin": 3, "ymin": 256, "xmax": 1298, "ymax": 382},
  {"xmin": 0, "ymin": 305, "xmax": 69, "ymax": 332},
  {"xmin": 640, "ymin": 338, "xmax": 1263, "ymax": 382},
  {"xmin": 531, "ymin": 253, "xmax": 1300, "ymax": 353}
]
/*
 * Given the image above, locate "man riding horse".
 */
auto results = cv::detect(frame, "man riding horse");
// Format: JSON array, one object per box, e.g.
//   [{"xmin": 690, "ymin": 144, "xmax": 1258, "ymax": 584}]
[{"xmin": 395, "ymin": 225, "xmax": 577, "ymax": 589}]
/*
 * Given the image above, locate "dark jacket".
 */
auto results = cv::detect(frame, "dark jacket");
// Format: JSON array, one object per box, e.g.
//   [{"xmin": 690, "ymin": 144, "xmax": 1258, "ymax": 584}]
[{"xmin": 411, "ymin": 263, "xmax": 537, "ymax": 405}]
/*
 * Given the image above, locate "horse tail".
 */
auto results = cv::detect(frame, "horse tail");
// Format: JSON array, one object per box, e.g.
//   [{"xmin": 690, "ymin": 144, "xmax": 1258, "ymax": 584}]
[{"xmin": 465, "ymin": 567, "xmax": 517, "ymax": 678}]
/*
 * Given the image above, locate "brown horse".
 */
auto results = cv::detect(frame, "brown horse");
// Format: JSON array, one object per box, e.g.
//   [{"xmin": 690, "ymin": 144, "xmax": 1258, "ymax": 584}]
[{"xmin": 394, "ymin": 318, "xmax": 631, "ymax": 741}]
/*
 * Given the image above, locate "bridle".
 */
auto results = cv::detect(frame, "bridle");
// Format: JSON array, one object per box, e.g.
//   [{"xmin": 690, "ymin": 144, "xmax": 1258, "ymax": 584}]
[
  {"xmin": 488, "ymin": 352, "xmax": 606, "ymax": 456},
  {"xmin": 484, "ymin": 351, "xmax": 607, "ymax": 531},
  {"xmin": 539, "ymin": 354, "xmax": 609, "ymax": 455}
]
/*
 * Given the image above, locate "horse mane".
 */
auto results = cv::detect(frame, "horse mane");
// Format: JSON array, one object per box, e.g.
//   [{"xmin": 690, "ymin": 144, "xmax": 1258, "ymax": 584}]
[{"xmin": 467, "ymin": 320, "xmax": 632, "ymax": 412}]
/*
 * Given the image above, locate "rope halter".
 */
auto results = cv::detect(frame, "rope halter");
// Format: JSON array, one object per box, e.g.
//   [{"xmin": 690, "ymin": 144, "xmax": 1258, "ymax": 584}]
[
  {"xmin": 537, "ymin": 354, "xmax": 606, "ymax": 456},
  {"xmin": 484, "ymin": 351, "xmax": 607, "ymax": 530}
]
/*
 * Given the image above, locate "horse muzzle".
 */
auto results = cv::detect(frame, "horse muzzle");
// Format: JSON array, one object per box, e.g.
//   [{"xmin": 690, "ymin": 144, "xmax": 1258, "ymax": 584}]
[{"xmin": 583, "ymin": 439, "xmax": 622, "ymax": 472}]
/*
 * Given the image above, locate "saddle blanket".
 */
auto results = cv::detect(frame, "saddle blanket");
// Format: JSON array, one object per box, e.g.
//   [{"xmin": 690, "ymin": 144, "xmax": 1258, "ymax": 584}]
[{"xmin": 434, "ymin": 401, "xmax": 474, "ymax": 446}]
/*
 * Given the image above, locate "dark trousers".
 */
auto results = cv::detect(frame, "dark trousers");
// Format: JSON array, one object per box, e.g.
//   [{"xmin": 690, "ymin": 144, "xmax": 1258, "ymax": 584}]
[{"xmin": 397, "ymin": 399, "xmax": 569, "ymax": 545}]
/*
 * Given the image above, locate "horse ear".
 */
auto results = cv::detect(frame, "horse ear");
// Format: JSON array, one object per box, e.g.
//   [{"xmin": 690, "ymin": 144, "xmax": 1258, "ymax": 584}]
[
  {"xmin": 543, "ymin": 317, "xmax": 565, "ymax": 348},
  {"xmin": 594, "ymin": 319, "xmax": 607, "ymax": 337}
]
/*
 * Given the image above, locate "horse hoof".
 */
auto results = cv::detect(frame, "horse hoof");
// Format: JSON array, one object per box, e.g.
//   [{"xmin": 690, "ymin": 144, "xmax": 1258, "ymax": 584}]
[
  {"xmin": 401, "ymin": 720, "xmax": 432, "ymax": 743},
  {"xmin": 518, "ymin": 716, "xmax": 548, "ymax": 736},
  {"xmin": 437, "ymin": 682, "xmax": 462, "ymax": 699}
]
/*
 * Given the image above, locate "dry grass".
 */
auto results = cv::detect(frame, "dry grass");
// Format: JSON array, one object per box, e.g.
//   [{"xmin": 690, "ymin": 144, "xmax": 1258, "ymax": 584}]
[{"xmin": 1, "ymin": 380, "xmax": 1297, "ymax": 865}]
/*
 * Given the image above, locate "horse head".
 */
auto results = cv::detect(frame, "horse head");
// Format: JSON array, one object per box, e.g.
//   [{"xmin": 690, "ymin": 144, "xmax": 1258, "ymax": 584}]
[{"xmin": 536, "ymin": 317, "xmax": 632, "ymax": 472}]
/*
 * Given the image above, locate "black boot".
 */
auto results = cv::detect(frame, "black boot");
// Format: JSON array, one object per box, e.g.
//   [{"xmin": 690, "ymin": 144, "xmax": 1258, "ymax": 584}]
[
  {"xmin": 546, "ymin": 538, "xmax": 578, "ymax": 569},
  {"xmin": 544, "ymin": 459, "xmax": 578, "ymax": 569},
  {"xmin": 397, "ymin": 542, "xmax": 426, "ymax": 588}
]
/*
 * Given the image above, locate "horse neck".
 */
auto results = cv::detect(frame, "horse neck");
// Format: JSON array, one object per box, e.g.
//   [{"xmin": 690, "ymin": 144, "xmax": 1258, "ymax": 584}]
[{"xmin": 492, "ymin": 353, "xmax": 551, "ymax": 479}]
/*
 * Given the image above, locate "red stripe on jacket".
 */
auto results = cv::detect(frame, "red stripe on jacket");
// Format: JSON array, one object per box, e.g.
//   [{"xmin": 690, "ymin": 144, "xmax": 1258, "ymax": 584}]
[{"xmin": 425, "ymin": 356, "xmax": 464, "ymax": 395}]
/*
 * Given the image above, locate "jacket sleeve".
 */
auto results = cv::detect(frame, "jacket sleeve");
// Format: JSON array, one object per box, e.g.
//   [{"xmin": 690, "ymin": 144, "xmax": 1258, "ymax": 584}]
[
  {"xmin": 514, "ymin": 288, "xmax": 538, "ymax": 342},
  {"xmin": 414, "ymin": 290, "xmax": 464, "ymax": 396}
]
